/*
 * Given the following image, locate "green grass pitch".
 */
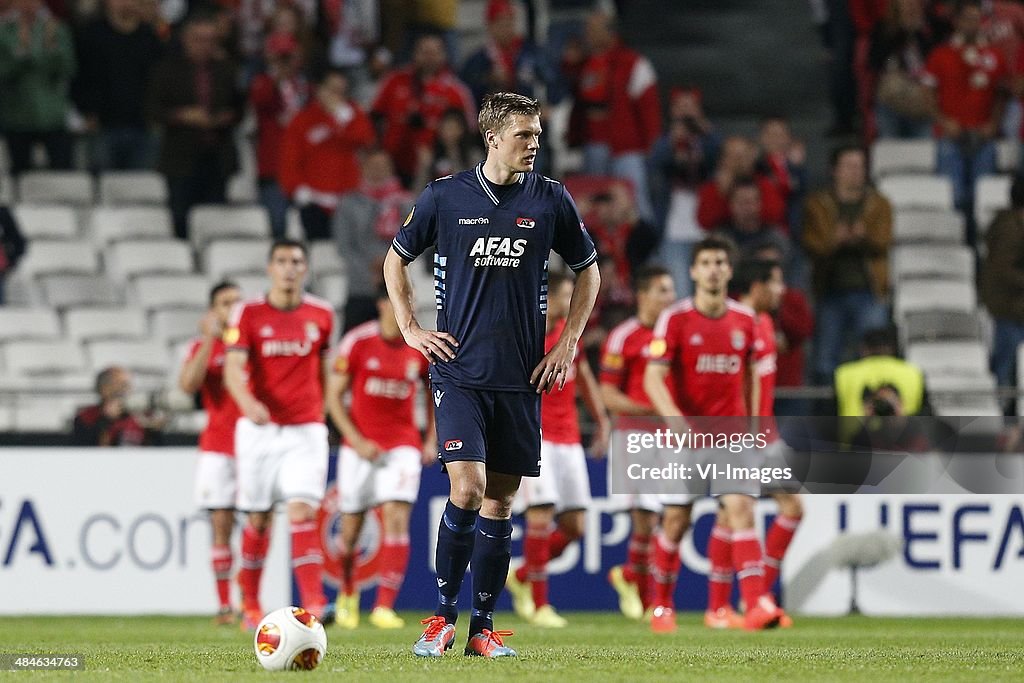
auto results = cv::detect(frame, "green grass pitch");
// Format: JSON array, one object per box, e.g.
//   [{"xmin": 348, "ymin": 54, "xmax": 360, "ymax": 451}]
[{"xmin": 0, "ymin": 613, "xmax": 1021, "ymax": 681}]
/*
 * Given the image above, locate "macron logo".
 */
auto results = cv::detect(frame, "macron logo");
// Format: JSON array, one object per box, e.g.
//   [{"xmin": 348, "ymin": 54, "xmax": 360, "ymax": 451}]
[
  {"xmin": 458, "ymin": 217, "xmax": 490, "ymax": 225},
  {"xmin": 434, "ymin": 390, "xmax": 445, "ymax": 407}
]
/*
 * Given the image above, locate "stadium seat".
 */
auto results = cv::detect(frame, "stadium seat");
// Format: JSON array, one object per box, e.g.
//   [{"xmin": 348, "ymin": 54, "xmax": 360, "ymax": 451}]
[
  {"xmin": 906, "ymin": 340, "xmax": 989, "ymax": 375},
  {"xmin": 0, "ymin": 308, "xmax": 61, "ymax": 342},
  {"xmin": 105, "ymin": 239, "xmax": 195, "ymax": 281},
  {"xmin": 891, "ymin": 244, "xmax": 975, "ymax": 283},
  {"xmin": 9, "ymin": 395, "xmax": 84, "ymax": 431},
  {"xmin": 227, "ymin": 174, "xmax": 258, "ymax": 203},
  {"xmin": 227, "ymin": 274, "xmax": 267, "ymax": 298},
  {"xmin": 877, "ymin": 174, "xmax": 954, "ymax": 211},
  {"xmin": 64, "ymin": 307, "xmax": 149, "ymax": 342},
  {"xmin": 204, "ymin": 239, "xmax": 270, "ymax": 281},
  {"xmin": 996, "ymin": 138, "xmax": 1019, "ymax": 172},
  {"xmin": 310, "ymin": 240, "xmax": 345, "ymax": 276},
  {"xmin": 12, "ymin": 205, "xmax": 78, "ymax": 239},
  {"xmin": 314, "ymin": 273, "xmax": 348, "ymax": 305},
  {"xmin": 86, "ymin": 339, "xmax": 171, "ymax": 378},
  {"xmin": 15, "ymin": 239, "xmax": 99, "ymax": 278},
  {"xmin": 892, "ymin": 209, "xmax": 965, "ymax": 244},
  {"xmin": 2, "ymin": 339, "xmax": 89, "ymax": 375},
  {"xmin": 133, "ymin": 274, "xmax": 210, "ymax": 310},
  {"xmin": 901, "ymin": 310, "xmax": 982, "ymax": 345},
  {"xmin": 98, "ymin": 170, "xmax": 167, "ymax": 205},
  {"xmin": 17, "ymin": 170, "xmax": 95, "ymax": 205},
  {"xmin": 870, "ymin": 138, "xmax": 936, "ymax": 178},
  {"xmin": 974, "ymin": 174, "xmax": 1012, "ymax": 236},
  {"xmin": 894, "ymin": 280, "xmax": 976, "ymax": 320},
  {"xmin": 151, "ymin": 307, "xmax": 206, "ymax": 347},
  {"xmin": 0, "ymin": 173, "xmax": 11, "ymax": 204},
  {"xmin": 38, "ymin": 273, "xmax": 122, "ymax": 309},
  {"xmin": 189, "ymin": 205, "xmax": 271, "ymax": 246},
  {"xmin": 926, "ymin": 372, "xmax": 1001, "ymax": 418},
  {"xmin": 89, "ymin": 206, "xmax": 175, "ymax": 245}
]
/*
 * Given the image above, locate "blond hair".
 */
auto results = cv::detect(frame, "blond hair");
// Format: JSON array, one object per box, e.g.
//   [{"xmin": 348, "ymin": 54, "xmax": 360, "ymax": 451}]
[{"xmin": 478, "ymin": 92, "xmax": 541, "ymax": 143}]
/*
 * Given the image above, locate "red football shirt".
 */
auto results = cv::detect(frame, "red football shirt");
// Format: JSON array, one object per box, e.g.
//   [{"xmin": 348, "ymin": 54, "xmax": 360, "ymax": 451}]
[
  {"xmin": 650, "ymin": 298, "xmax": 756, "ymax": 417},
  {"xmin": 600, "ymin": 316, "xmax": 656, "ymax": 410},
  {"xmin": 923, "ymin": 40, "xmax": 1007, "ymax": 129},
  {"xmin": 187, "ymin": 336, "xmax": 240, "ymax": 456},
  {"xmin": 541, "ymin": 319, "xmax": 582, "ymax": 445},
  {"xmin": 753, "ymin": 312, "xmax": 777, "ymax": 418},
  {"xmin": 225, "ymin": 294, "xmax": 335, "ymax": 425},
  {"xmin": 334, "ymin": 321, "xmax": 429, "ymax": 450}
]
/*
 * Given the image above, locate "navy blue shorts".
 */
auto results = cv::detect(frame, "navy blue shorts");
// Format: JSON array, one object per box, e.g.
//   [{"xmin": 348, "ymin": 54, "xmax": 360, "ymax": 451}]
[{"xmin": 431, "ymin": 380, "xmax": 541, "ymax": 477}]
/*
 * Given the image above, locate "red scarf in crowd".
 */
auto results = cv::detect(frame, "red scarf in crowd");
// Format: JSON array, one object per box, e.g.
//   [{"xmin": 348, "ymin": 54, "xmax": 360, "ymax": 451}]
[{"xmin": 363, "ymin": 177, "xmax": 412, "ymax": 240}]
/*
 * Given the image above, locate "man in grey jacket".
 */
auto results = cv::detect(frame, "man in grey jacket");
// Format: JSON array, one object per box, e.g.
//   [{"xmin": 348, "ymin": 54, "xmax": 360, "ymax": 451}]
[{"xmin": 332, "ymin": 149, "xmax": 414, "ymax": 332}]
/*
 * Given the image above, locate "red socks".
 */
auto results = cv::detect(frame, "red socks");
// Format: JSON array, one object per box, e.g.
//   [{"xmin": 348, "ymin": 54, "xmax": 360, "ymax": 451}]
[
  {"xmin": 374, "ymin": 535, "xmax": 410, "ymax": 610},
  {"xmin": 622, "ymin": 532, "xmax": 653, "ymax": 609},
  {"xmin": 763, "ymin": 515, "xmax": 801, "ymax": 590},
  {"xmin": 650, "ymin": 532, "xmax": 681, "ymax": 609},
  {"xmin": 238, "ymin": 524, "xmax": 270, "ymax": 611},
  {"xmin": 732, "ymin": 529, "xmax": 766, "ymax": 610},
  {"xmin": 291, "ymin": 521, "xmax": 326, "ymax": 612},
  {"xmin": 707, "ymin": 524, "xmax": 733, "ymax": 612},
  {"xmin": 516, "ymin": 521, "xmax": 552, "ymax": 607},
  {"xmin": 211, "ymin": 544, "xmax": 232, "ymax": 610}
]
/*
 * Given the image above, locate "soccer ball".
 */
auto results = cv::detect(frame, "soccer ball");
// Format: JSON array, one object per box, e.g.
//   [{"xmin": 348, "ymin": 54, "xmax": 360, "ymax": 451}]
[{"xmin": 253, "ymin": 606, "xmax": 328, "ymax": 671}]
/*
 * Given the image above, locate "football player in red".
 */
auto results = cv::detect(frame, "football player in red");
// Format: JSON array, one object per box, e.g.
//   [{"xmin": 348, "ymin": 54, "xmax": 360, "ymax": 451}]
[
  {"xmin": 598, "ymin": 265, "xmax": 676, "ymax": 620},
  {"xmin": 643, "ymin": 235, "xmax": 785, "ymax": 632},
  {"xmin": 179, "ymin": 281, "xmax": 243, "ymax": 624},
  {"xmin": 734, "ymin": 258, "xmax": 800, "ymax": 628},
  {"xmin": 505, "ymin": 271, "xmax": 610, "ymax": 628},
  {"xmin": 325, "ymin": 285, "xmax": 436, "ymax": 630},
  {"xmin": 224, "ymin": 239, "xmax": 336, "ymax": 629}
]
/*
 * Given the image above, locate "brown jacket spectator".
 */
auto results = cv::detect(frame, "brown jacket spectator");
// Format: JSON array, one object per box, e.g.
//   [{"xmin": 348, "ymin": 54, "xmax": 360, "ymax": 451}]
[{"xmin": 147, "ymin": 14, "xmax": 241, "ymax": 239}]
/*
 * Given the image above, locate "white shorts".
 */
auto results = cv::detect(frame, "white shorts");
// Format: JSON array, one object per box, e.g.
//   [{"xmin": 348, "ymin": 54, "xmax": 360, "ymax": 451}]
[
  {"xmin": 194, "ymin": 451, "xmax": 237, "ymax": 510},
  {"xmin": 338, "ymin": 445, "xmax": 422, "ymax": 513},
  {"xmin": 235, "ymin": 418, "xmax": 329, "ymax": 511},
  {"xmin": 513, "ymin": 441, "xmax": 591, "ymax": 514},
  {"xmin": 660, "ymin": 446, "xmax": 764, "ymax": 505}
]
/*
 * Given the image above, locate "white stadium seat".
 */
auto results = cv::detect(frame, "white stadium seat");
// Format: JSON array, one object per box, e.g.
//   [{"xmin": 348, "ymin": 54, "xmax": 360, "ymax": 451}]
[
  {"xmin": 907, "ymin": 341, "xmax": 989, "ymax": 375},
  {"xmin": 86, "ymin": 339, "xmax": 170, "ymax": 378},
  {"xmin": 893, "ymin": 209, "xmax": 965, "ymax": 244},
  {"xmin": 901, "ymin": 310, "xmax": 982, "ymax": 345},
  {"xmin": 0, "ymin": 308, "xmax": 61, "ymax": 341},
  {"xmin": 891, "ymin": 244, "xmax": 975, "ymax": 282},
  {"xmin": 38, "ymin": 274, "xmax": 122, "ymax": 309},
  {"xmin": 17, "ymin": 170, "xmax": 95, "ymax": 205},
  {"xmin": 12, "ymin": 205, "xmax": 78, "ymax": 239},
  {"xmin": 870, "ymin": 138, "xmax": 936, "ymax": 178},
  {"xmin": 98, "ymin": 170, "xmax": 167, "ymax": 205},
  {"xmin": 204, "ymin": 239, "xmax": 269, "ymax": 281},
  {"xmin": 2, "ymin": 339, "xmax": 89, "ymax": 375},
  {"xmin": 133, "ymin": 274, "xmax": 210, "ymax": 310},
  {"xmin": 997, "ymin": 138, "xmax": 1019, "ymax": 172},
  {"xmin": 227, "ymin": 174, "xmax": 258, "ymax": 203},
  {"xmin": 310, "ymin": 240, "xmax": 345, "ymax": 276},
  {"xmin": 15, "ymin": 239, "xmax": 99, "ymax": 278},
  {"xmin": 8, "ymin": 395, "xmax": 84, "ymax": 431},
  {"xmin": 189, "ymin": 205, "xmax": 270, "ymax": 246},
  {"xmin": 878, "ymin": 174, "xmax": 954, "ymax": 211},
  {"xmin": 89, "ymin": 206, "xmax": 174, "ymax": 245},
  {"xmin": 151, "ymin": 307, "xmax": 207, "ymax": 347},
  {"xmin": 894, "ymin": 279, "xmax": 976, "ymax": 320},
  {"xmin": 105, "ymin": 239, "xmax": 194, "ymax": 281},
  {"xmin": 974, "ymin": 174, "xmax": 1012, "ymax": 236},
  {"xmin": 227, "ymin": 274, "xmax": 267, "ymax": 299},
  {"xmin": 314, "ymin": 274, "xmax": 348, "ymax": 305},
  {"xmin": 64, "ymin": 307, "xmax": 149, "ymax": 342}
]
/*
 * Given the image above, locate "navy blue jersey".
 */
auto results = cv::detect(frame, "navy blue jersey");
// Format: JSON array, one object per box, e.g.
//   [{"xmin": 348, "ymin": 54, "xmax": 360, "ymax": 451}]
[{"xmin": 392, "ymin": 162, "xmax": 598, "ymax": 391}]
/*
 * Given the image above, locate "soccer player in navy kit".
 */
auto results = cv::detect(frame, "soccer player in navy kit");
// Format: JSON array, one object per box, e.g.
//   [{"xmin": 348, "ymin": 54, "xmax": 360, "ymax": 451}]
[{"xmin": 383, "ymin": 92, "xmax": 600, "ymax": 658}]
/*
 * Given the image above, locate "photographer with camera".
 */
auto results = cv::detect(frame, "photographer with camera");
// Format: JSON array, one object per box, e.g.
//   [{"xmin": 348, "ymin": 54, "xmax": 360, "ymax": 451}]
[{"xmin": 834, "ymin": 327, "xmax": 927, "ymax": 418}]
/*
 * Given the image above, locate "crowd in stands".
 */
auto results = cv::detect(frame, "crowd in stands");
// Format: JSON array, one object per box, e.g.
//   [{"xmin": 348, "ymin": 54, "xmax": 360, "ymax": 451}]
[{"xmin": 3, "ymin": 0, "xmax": 1024, "ymax": 433}]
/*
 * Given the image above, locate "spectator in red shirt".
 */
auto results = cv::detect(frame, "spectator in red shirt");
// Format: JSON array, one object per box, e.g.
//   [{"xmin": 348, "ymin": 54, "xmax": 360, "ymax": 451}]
[
  {"xmin": 279, "ymin": 68, "xmax": 375, "ymax": 241},
  {"xmin": 758, "ymin": 115, "xmax": 807, "ymax": 233},
  {"xmin": 370, "ymin": 33, "xmax": 476, "ymax": 186},
  {"xmin": 574, "ymin": 9, "xmax": 661, "ymax": 222},
  {"xmin": 249, "ymin": 31, "xmax": 310, "ymax": 238},
  {"xmin": 697, "ymin": 135, "xmax": 786, "ymax": 232},
  {"xmin": 461, "ymin": 0, "xmax": 549, "ymax": 106},
  {"xmin": 71, "ymin": 366, "xmax": 163, "ymax": 446},
  {"xmin": 923, "ymin": 0, "xmax": 1008, "ymax": 228}
]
